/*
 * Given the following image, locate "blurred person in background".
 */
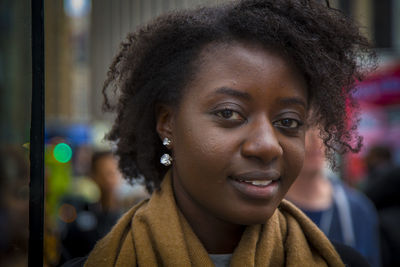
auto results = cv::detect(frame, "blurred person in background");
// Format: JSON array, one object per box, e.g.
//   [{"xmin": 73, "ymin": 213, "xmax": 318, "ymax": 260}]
[
  {"xmin": 363, "ymin": 146, "xmax": 394, "ymax": 184},
  {"xmin": 286, "ymin": 127, "xmax": 381, "ymax": 267},
  {"xmin": 58, "ymin": 151, "xmax": 127, "ymax": 264},
  {"xmin": 0, "ymin": 146, "xmax": 30, "ymax": 267},
  {"xmin": 363, "ymin": 146, "xmax": 400, "ymax": 267},
  {"xmin": 89, "ymin": 151, "xmax": 122, "ymax": 212}
]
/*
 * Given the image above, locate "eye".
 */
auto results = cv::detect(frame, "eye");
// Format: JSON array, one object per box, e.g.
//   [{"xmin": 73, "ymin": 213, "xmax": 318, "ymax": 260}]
[
  {"xmin": 215, "ymin": 109, "xmax": 243, "ymax": 121},
  {"xmin": 274, "ymin": 118, "xmax": 302, "ymax": 129}
]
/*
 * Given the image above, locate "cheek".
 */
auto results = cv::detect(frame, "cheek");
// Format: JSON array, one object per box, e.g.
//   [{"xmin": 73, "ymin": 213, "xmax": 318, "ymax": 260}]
[
  {"xmin": 173, "ymin": 116, "xmax": 235, "ymax": 170},
  {"xmin": 174, "ymin": 135, "xmax": 231, "ymax": 180},
  {"xmin": 283, "ymin": 139, "xmax": 305, "ymax": 183}
]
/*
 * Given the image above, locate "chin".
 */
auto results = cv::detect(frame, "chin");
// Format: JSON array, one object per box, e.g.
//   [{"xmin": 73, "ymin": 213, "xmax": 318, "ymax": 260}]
[{"xmin": 230, "ymin": 206, "xmax": 278, "ymax": 226}]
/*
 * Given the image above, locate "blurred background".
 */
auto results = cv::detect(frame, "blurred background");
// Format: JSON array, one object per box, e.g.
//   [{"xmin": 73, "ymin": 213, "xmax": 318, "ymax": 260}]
[{"xmin": 1, "ymin": 0, "xmax": 399, "ymax": 266}]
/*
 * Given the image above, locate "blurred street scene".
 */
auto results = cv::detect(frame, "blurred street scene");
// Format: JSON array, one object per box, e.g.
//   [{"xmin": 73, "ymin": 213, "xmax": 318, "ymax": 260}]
[{"xmin": 1, "ymin": 0, "xmax": 400, "ymax": 266}]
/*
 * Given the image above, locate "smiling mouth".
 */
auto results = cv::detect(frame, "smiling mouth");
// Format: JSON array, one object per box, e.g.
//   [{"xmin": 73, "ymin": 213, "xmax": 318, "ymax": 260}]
[
  {"xmin": 235, "ymin": 178, "xmax": 274, "ymax": 187},
  {"xmin": 230, "ymin": 170, "xmax": 280, "ymax": 186},
  {"xmin": 228, "ymin": 170, "xmax": 281, "ymax": 200}
]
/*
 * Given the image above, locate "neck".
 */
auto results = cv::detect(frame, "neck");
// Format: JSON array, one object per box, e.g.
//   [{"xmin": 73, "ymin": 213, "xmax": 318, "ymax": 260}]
[
  {"xmin": 172, "ymin": 174, "xmax": 244, "ymax": 254},
  {"xmin": 183, "ymin": 206, "xmax": 245, "ymax": 254},
  {"xmin": 286, "ymin": 169, "xmax": 333, "ymax": 211}
]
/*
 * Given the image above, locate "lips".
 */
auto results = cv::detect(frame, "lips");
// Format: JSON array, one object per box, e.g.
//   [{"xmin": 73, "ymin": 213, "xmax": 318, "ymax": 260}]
[
  {"xmin": 231, "ymin": 170, "xmax": 280, "ymax": 185},
  {"xmin": 236, "ymin": 179, "xmax": 273, "ymax": 187},
  {"xmin": 229, "ymin": 170, "xmax": 281, "ymax": 199}
]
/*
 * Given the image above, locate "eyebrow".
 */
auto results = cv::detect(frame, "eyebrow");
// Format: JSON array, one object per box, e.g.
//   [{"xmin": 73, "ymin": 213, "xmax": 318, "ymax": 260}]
[
  {"xmin": 213, "ymin": 87, "xmax": 307, "ymax": 108},
  {"xmin": 277, "ymin": 97, "xmax": 307, "ymax": 109},
  {"xmin": 214, "ymin": 87, "xmax": 251, "ymax": 100}
]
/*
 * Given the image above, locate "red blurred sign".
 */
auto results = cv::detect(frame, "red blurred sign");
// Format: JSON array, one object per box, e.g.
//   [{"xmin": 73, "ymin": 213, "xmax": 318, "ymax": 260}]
[{"xmin": 354, "ymin": 63, "xmax": 400, "ymax": 105}]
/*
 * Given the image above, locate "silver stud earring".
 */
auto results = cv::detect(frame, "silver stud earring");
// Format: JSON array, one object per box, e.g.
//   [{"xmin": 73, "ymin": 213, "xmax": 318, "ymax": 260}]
[
  {"xmin": 162, "ymin": 137, "xmax": 171, "ymax": 147},
  {"xmin": 160, "ymin": 137, "xmax": 172, "ymax": 166},
  {"xmin": 160, "ymin": 153, "xmax": 172, "ymax": 166}
]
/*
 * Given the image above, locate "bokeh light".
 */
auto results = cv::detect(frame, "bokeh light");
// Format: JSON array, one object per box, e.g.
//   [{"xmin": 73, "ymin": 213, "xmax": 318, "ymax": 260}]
[
  {"xmin": 59, "ymin": 204, "xmax": 77, "ymax": 223},
  {"xmin": 53, "ymin": 143, "xmax": 73, "ymax": 163},
  {"xmin": 64, "ymin": 0, "xmax": 91, "ymax": 18}
]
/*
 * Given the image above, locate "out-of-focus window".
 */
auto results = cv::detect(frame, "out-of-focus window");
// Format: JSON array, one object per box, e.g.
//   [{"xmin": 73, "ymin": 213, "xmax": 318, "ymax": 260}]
[
  {"xmin": 373, "ymin": 0, "xmax": 392, "ymax": 49},
  {"xmin": 0, "ymin": 1, "xmax": 32, "ymax": 266}
]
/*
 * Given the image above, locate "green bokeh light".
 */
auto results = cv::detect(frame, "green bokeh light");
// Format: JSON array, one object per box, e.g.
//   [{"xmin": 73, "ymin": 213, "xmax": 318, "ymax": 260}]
[{"xmin": 53, "ymin": 143, "xmax": 72, "ymax": 163}]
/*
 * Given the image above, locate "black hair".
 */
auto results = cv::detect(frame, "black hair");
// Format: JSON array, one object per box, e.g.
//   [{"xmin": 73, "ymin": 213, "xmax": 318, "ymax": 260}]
[{"xmin": 102, "ymin": 0, "xmax": 376, "ymax": 193}]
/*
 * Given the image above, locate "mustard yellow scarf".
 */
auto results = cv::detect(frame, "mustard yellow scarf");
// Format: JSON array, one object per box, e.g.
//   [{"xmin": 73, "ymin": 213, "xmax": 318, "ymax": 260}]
[{"xmin": 85, "ymin": 172, "xmax": 344, "ymax": 266}]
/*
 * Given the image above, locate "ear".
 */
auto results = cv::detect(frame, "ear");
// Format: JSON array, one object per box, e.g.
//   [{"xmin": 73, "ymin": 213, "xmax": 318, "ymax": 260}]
[{"xmin": 155, "ymin": 104, "xmax": 175, "ymax": 143}]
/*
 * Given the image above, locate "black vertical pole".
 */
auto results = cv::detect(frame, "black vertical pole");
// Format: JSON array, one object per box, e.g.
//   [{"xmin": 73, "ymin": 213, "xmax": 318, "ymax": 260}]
[{"xmin": 29, "ymin": 0, "xmax": 44, "ymax": 266}]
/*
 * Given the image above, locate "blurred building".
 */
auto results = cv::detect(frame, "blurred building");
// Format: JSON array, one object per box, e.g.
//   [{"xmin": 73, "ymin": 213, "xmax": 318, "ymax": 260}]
[
  {"xmin": 338, "ymin": 0, "xmax": 400, "ymax": 56},
  {"xmin": 45, "ymin": 1, "xmax": 73, "ymax": 122}
]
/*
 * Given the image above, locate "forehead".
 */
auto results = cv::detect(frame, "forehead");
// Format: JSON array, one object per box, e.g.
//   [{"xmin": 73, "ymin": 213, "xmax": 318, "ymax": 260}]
[
  {"xmin": 183, "ymin": 41, "xmax": 308, "ymax": 104},
  {"xmin": 199, "ymin": 42, "xmax": 287, "ymax": 69}
]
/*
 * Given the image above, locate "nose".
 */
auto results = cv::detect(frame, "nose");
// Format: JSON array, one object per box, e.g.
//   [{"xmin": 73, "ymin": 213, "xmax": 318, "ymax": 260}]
[{"xmin": 241, "ymin": 117, "xmax": 283, "ymax": 164}]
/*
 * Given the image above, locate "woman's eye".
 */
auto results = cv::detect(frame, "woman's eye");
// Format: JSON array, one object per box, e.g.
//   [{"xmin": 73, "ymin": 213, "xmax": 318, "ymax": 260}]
[
  {"xmin": 216, "ymin": 109, "xmax": 243, "ymax": 121},
  {"xmin": 275, "ymin": 118, "xmax": 301, "ymax": 129}
]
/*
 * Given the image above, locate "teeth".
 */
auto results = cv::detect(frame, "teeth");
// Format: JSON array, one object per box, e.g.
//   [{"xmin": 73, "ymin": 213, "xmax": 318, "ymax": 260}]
[
  {"xmin": 249, "ymin": 180, "xmax": 272, "ymax": 186},
  {"xmin": 239, "ymin": 179, "xmax": 273, "ymax": 186}
]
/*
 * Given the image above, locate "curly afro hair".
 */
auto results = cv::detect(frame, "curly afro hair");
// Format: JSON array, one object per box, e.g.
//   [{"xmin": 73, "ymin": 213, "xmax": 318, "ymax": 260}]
[{"xmin": 102, "ymin": 0, "xmax": 375, "ymax": 193}]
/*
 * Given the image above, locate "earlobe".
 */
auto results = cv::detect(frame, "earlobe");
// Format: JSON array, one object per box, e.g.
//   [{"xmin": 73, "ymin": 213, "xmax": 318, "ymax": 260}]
[{"xmin": 156, "ymin": 104, "xmax": 174, "ymax": 142}]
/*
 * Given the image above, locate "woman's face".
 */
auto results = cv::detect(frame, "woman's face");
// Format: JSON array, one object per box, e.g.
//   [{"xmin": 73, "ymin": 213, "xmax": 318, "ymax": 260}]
[{"xmin": 163, "ymin": 42, "xmax": 307, "ymax": 225}]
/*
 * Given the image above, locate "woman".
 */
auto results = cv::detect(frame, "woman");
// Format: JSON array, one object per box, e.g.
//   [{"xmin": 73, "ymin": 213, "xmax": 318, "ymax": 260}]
[{"xmin": 84, "ymin": 0, "xmax": 375, "ymax": 266}]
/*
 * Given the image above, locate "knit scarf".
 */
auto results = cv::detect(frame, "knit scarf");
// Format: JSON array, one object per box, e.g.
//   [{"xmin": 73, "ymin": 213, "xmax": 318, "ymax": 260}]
[{"xmin": 85, "ymin": 172, "xmax": 344, "ymax": 267}]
